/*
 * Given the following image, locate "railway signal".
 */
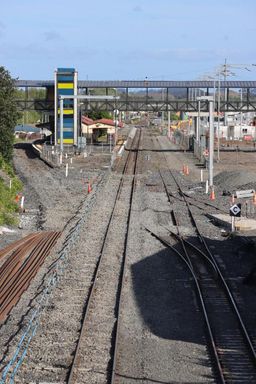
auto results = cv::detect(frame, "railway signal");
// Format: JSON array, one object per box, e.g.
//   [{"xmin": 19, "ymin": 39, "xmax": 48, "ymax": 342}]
[
  {"xmin": 230, "ymin": 203, "xmax": 241, "ymax": 217},
  {"xmin": 230, "ymin": 203, "xmax": 241, "ymax": 232}
]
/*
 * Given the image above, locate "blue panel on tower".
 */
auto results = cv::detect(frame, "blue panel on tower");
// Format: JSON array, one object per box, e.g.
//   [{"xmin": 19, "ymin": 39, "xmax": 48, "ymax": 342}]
[{"xmin": 55, "ymin": 68, "xmax": 77, "ymax": 145}]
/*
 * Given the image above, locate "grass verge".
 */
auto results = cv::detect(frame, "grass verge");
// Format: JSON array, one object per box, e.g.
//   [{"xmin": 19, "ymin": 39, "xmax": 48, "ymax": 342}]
[{"xmin": 0, "ymin": 155, "xmax": 23, "ymax": 226}]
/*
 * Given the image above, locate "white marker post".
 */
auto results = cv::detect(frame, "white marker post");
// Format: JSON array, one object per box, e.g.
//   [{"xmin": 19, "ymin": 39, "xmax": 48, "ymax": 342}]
[
  {"xmin": 201, "ymin": 169, "xmax": 203, "ymax": 182},
  {"xmin": 65, "ymin": 163, "xmax": 69, "ymax": 177},
  {"xmin": 205, "ymin": 180, "xmax": 209, "ymax": 194},
  {"xmin": 20, "ymin": 196, "xmax": 25, "ymax": 211},
  {"xmin": 231, "ymin": 216, "xmax": 235, "ymax": 232},
  {"xmin": 9, "ymin": 179, "xmax": 12, "ymax": 190}
]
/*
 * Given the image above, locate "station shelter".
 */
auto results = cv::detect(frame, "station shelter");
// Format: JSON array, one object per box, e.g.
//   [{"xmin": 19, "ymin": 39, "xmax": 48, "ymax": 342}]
[{"xmin": 81, "ymin": 116, "xmax": 123, "ymax": 144}]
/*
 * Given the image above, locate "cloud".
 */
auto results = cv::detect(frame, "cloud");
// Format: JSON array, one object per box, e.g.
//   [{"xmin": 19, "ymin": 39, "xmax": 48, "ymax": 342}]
[{"xmin": 44, "ymin": 31, "xmax": 62, "ymax": 42}]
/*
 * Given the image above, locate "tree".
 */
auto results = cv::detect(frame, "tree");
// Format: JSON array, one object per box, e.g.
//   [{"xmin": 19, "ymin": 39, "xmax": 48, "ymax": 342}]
[
  {"xmin": 0, "ymin": 66, "xmax": 20, "ymax": 162},
  {"xmin": 87, "ymin": 110, "xmax": 112, "ymax": 120},
  {"xmin": 15, "ymin": 88, "xmax": 45, "ymax": 124}
]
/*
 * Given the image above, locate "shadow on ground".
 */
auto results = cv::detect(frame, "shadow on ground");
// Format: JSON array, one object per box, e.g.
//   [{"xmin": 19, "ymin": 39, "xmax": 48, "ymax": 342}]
[
  {"xmin": 14, "ymin": 143, "xmax": 37, "ymax": 160},
  {"xmin": 131, "ymin": 233, "xmax": 256, "ymax": 342}
]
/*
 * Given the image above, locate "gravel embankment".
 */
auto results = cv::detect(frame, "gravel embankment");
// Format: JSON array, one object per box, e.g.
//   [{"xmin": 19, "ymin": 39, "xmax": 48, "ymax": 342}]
[{"xmin": 0, "ymin": 142, "xmax": 112, "ymax": 381}]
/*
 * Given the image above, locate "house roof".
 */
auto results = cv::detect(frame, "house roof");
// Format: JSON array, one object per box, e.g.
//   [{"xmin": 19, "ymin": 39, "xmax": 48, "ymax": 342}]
[
  {"xmin": 81, "ymin": 116, "xmax": 94, "ymax": 125},
  {"xmin": 82, "ymin": 116, "xmax": 124, "ymax": 128},
  {"xmin": 95, "ymin": 118, "xmax": 123, "ymax": 128}
]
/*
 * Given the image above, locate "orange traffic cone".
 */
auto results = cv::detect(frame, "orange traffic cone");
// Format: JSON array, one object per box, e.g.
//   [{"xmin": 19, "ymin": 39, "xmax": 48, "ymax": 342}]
[
  {"xmin": 185, "ymin": 165, "xmax": 189, "ymax": 176},
  {"xmin": 15, "ymin": 193, "xmax": 21, "ymax": 203},
  {"xmin": 88, "ymin": 182, "xmax": 92, "ymax": 194},
  {"xmin": 210, "ymin": 188, "xmax": 215, "ymax": 200},
  {"xmin": 253, "ymin": 192, "xmax": 256, "ymax": 205}
]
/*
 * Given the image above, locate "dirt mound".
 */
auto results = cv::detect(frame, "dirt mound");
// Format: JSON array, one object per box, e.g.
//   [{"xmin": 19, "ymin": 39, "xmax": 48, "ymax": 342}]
[{"xmin": 214, "ymin": 170, "xmax": 256, "ymax": 192}]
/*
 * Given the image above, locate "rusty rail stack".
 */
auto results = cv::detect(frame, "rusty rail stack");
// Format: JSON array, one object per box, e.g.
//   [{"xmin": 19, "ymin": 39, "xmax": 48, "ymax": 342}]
[{"xmin": 0, "ymin": 231, "xmax": 61, "ymax": 322}]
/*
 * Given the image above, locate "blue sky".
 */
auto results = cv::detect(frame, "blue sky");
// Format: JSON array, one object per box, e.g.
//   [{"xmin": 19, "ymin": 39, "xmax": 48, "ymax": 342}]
[{"xmin": 0, "ymin": 0, "xmax": 255, "ymax": 80}]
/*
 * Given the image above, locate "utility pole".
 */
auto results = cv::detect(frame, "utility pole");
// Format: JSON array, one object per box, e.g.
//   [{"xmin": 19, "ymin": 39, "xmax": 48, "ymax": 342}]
[
  {"xmin": 223, "ymin": 58, "xmax": 228, "ymax": 127},
  {"xmin": 196, "ymin": 100, "xmax": 201, "ymax": 142},
  {"xmin": 209, "ymin": 97, "xmax": 214, "ymax": 187},
  {"xmin": 197, "ymin": 96, "xmax": 214, "ymax": 187},
  {"xmin": 167, "ymin": 105, "xmax": 170, "ymax": 137},
  {"xmin": 217, "ymin": 73, "xmax": 221, "ymax": 161}
]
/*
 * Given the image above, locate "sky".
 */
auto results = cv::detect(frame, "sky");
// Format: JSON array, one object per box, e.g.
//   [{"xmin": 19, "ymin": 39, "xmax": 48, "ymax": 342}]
[{"xmin": 0, "ymin": 0, "xmax": 256, "ymax": 81}]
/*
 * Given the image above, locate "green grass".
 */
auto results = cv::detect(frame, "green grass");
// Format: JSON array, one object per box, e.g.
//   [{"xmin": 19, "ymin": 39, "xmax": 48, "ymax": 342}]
[{"xmin": 0, "ymin": 155, "xmax": 23, "ymax": 226}]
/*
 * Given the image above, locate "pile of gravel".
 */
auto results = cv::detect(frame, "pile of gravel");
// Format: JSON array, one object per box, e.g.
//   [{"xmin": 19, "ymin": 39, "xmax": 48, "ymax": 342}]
[{"xmin": 214, "ymin": 170, "xmax": 256, "ymax": 192}]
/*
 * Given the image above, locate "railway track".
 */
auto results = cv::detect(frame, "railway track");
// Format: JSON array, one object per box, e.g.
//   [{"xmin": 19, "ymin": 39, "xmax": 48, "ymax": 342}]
[
  {"xmin": 148, "ymin": 142, "xmax": 256, "ymax": 382},
  {"xmin": 4, "ymin": 126, "xmax": 255, "ymax": 383},
  {"xmin": 67, "ymin": 128, "xmax": 141, "ymax": 383}
]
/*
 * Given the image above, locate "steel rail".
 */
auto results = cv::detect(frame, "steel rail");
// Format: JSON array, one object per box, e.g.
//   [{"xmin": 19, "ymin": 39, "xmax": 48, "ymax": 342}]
[
  {"xmin": 160, "ymin": 224, "xmax": 218, "ymax": 275},
  {"xmin": 0, "ymin": 234, "xmax": 43, "ymax": 278},
  {"xmin": 159, "ymin": 170, "xmax": 196, "ymax": 274},
  {"xmin": 145, "ymin": 227, "xmax": 225, "ymax": 384},
  {"xmin": 0, "ymin": 232, "xmax": 59, "ymax": 319},
  {"xmin": 158, "ymin": 170, "xmax": 227, "ymax": 382},
  {"xmin": 110, "ymin": 129, "xmax": 142, "ymax": 384},
  {"xmin": 156, "ymin": 138, "xmax": 256, "ymax": 380},
  {"xmin": 116, "ymin": 129, "xmax": 140, "ymax": 199},
  {"xmin": 0, "ymin": 233, "xmax": 40, "ymax": 260},
  {"xmin": 182, "ymin": 192, "xmax": 227, "ymax": 214},
  {"xmin": 168, "ymin": 190, "xmax": 227, "ymax": 214},
  {"xmin": 0, "ymin": 233, "xmax": 58, "ymax": 319},
  {"xmin": 166, "ymin": 168, "xmax": 256, "ymax": 364},
  {"xmin": 0, "ymin": 232, "xmax": 60, "ymax": 322},
  {"xmin": 67, "ymin": 129, "xmax": 142, "ymax": 383},
  {"xmin": 0, "ymin": 233, "xmax": 47, "ymax": 294},
  {"xmin": 1, "ymin": 232, "xmax": 60, "ymax": 321}
]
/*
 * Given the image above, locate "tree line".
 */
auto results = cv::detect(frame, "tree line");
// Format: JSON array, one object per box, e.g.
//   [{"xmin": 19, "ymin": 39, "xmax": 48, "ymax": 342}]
[{"xmin": 0, "ymin": 66, "xmax": 20, "ymax": 162}]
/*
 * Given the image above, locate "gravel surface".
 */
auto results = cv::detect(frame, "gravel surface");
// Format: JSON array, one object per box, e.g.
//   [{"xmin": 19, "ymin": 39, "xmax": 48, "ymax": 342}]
[
  {"xmin": 1, "ymin": 129, "xmax": 256, "ymax": 383},
  {"xmin": 0, "ymin": 141, "xmax": 112, "ymax": 382}
]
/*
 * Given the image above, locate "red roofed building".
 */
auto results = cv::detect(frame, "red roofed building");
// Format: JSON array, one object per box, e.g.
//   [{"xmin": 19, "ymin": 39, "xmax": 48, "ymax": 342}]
[
  {"xmin": 94, "ymin": 118, "xmax": 123, "ymax": 128},
  {"xmin": 81, "ymin": 116, "xmax": 94, "ymax": 126},
  {"xmin": 81, "ymin": 116, "xmax": 123, "ymax": 143}
]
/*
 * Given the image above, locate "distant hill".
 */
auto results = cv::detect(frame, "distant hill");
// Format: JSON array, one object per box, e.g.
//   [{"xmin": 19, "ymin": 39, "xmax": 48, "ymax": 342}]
[{"xmin": 119, "ymin": 88, "xmax": 249, "ymax": 100}]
